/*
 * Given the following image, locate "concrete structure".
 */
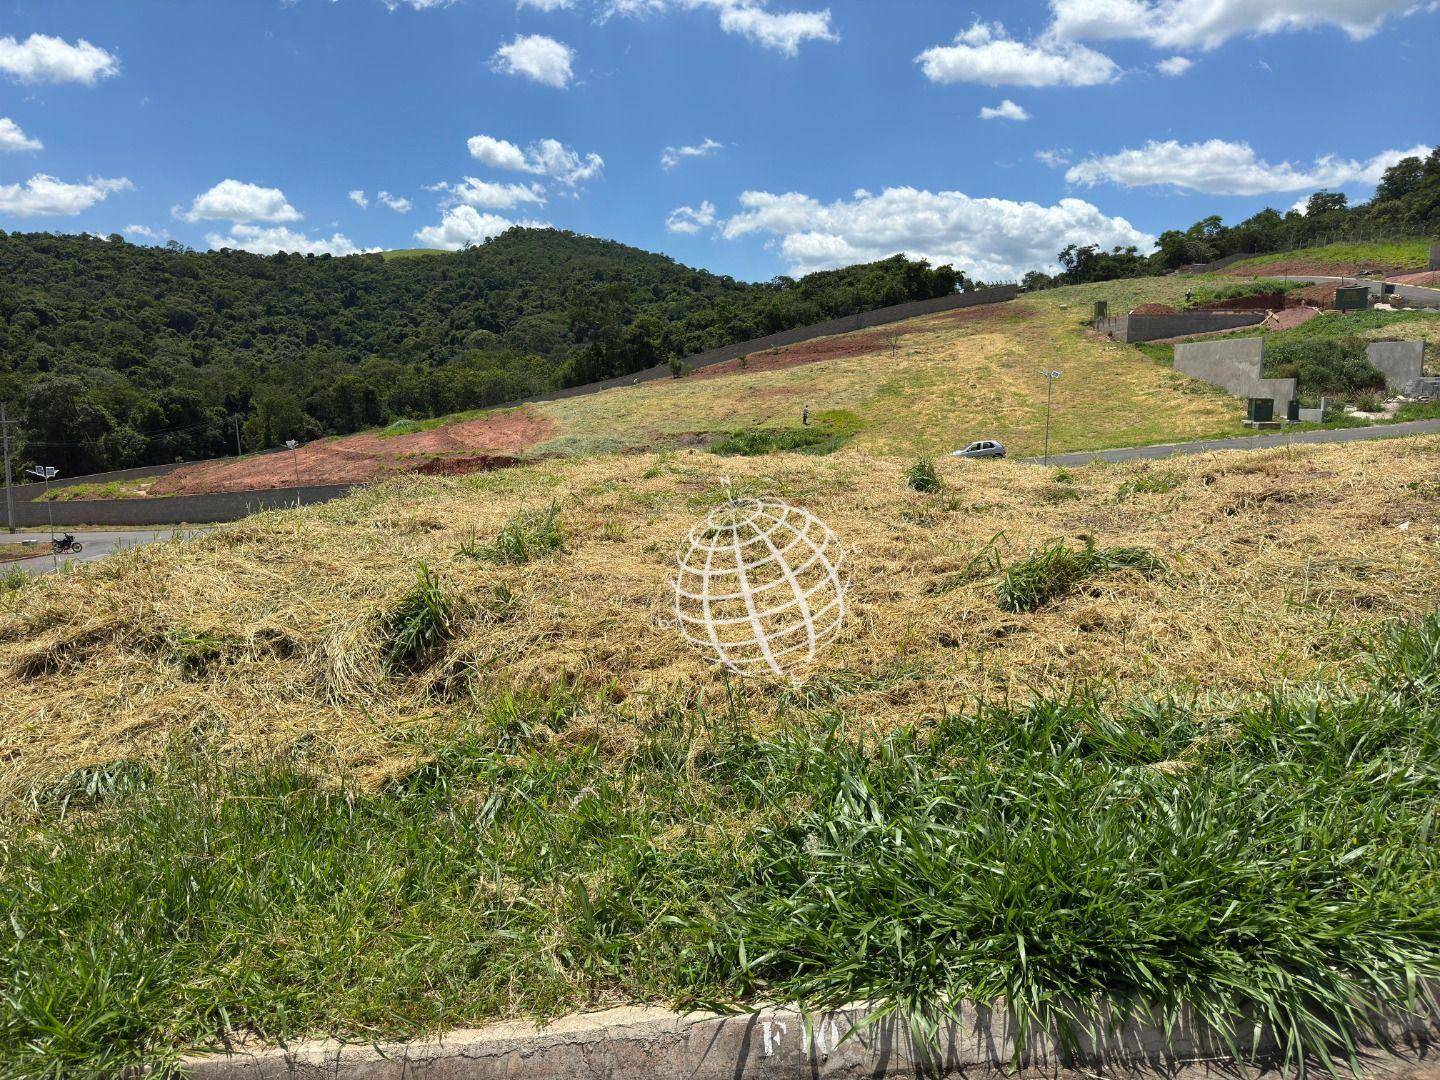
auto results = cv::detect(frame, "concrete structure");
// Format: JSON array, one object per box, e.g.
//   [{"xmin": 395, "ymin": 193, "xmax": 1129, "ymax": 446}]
[
  {"xmin": 1429, "ymin": 244, "xmax": 1439, "ymax": 272},
  {"xmin": 1094, "ymin": 310, "xmax": 1266, "ymax": 344},
  {"xmin": 1173, "ymin": 337, "xmax": 1297, "ymax": 417},
  {"xmin": 177, "ymin": 1001, "xmax": 1440, "ymax": 1079},
  {"xmin": 5, "ymin": 482, "xmax": 354, "ymax": 528},
  {"xmin": 1414, "ymin": 377, "xmax": 1440, "ymax": 398},
  {"xmin": 1367, "ymin": 340, "xmax": 1426, "ymax": 394}
]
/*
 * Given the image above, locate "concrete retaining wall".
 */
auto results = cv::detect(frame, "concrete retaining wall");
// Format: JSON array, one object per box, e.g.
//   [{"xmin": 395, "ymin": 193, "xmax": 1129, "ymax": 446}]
[
  {"xmin": 1368, "ymin": 340, "xmax": 1426, "ymax": 393},
  {"xmin": 1097, "ymin": 311, "xmax": 1266, "ymax": 344},
  {"xmin": 1430, "ymin": 244, "xmax": 1439, "ymax": 272},
  {"xmin": 1174, "ymin": 337, "xmax": 1297, "ymax": 415},
  {"xmin": 177, "ymin": 1001, "xmax": 1440, "ymax": 1079},
  {"xmin": 10, "ymin": 483, "xmax": 354, "ymax": 527}
]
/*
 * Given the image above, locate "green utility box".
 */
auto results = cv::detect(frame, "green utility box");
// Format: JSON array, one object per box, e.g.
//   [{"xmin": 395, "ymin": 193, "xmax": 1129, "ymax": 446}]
[
  {"xmin": 1334, "ymin": 285, "xmax": 1370, "ymax": 312},
  {"xmin": 1248, "ymin": 398, "xmax": 1274, "ymax": 423}
]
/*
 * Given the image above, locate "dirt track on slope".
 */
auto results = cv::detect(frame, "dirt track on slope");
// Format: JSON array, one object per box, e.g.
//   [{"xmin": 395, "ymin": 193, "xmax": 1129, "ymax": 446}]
[{"xmin": 151, "ymin": 410, "xmax": 556, "ymax": 495}]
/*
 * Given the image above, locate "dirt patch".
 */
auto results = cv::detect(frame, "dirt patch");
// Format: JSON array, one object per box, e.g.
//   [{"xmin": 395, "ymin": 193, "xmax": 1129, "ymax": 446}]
[
  {"xmin": 693, "ymin": 301, "xmax": 1029, "ymax": 380},
  {"xmin": 1130, "ymin": 303, "xmax": 1178, "ymax": 315},
  {"xmin": 1193, "ymin": 293, "xmax": 1285, "ymax": 312},
  {"xmin": 1286, "ymin": 285, "xmax": 1339, "ymax": 308},
  {"xmin": 1260, "ymin": 305, "xmax": 1323, "ymax": 332},
  {"xmin": 1390, "ymin": 271, "xmax": 1440, "ymax": 290},
  {"xmin": 150, "ymin": 411, "xmax": 554, "ymax": 495},
  {"xmin": 1225, "ymin": 260, "xmax": 1410, "ymax": 278}
]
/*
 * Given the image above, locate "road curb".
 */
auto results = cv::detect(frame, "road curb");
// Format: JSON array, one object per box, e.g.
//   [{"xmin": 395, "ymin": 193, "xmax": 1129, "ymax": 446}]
[{"xmin": 177, "ymin": 1003, "xmax": 1440, "ymax": 1079}]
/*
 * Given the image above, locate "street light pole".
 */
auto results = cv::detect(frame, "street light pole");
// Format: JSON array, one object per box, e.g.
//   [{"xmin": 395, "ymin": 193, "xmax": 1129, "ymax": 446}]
[
  {"xmin": 285, "ymin": 439, "xmax": 300, "ymax": 487},
  {"xmin": 1041, "ymin": 370, "xmax": 1062, "ymax": 466},
  {"xmin": 27, "ymin": 465, "xmax": 58, "ymax": 542}
]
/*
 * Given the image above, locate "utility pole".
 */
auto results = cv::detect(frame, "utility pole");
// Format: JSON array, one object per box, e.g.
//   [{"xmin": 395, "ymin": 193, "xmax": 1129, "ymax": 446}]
[
  {"xmin": 0, "ymin": 403, "xmax": 15, "ymax": 534},
  {"xmin": 1041, "ymin": 369, "xmax": 1062, "ymax": 467}
]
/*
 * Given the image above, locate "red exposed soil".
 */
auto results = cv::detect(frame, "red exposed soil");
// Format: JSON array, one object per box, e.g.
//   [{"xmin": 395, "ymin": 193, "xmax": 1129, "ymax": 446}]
[
  {"xmin": 1130, "ymin": 303, "xmax": 1178, "ymax": 315},
  {"xmin": 1193, "ymin": 293, "xmax": 1285, "ymax": 312},
  {"xmin": 1223, "ymin": 260, "xmax": 1413, "ymax": 278},
  {"xmin": 1286, "ymin": 285, "xmax": 1340, "ymax": 308},
  {"xmin": 692, "ymin": 301, "xmax": 1029, "ymax": 380},
  {"xmin": 1260, "ymin": 305, "xmax": 1323, "ymax": 331},
  {"xmin": 150, "ymin": 410, "xmax": 555, "ymax": 495},
  {"xmin": 1390, "ymin": 271, "xmax": 1440, "ymax": 289}
]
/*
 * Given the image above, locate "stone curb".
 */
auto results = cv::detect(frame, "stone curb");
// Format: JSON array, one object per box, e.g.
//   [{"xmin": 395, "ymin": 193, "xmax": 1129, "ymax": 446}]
[{"xmin": 177, "ymin": 1003, "xmax": 1440, "ymax": 1079}]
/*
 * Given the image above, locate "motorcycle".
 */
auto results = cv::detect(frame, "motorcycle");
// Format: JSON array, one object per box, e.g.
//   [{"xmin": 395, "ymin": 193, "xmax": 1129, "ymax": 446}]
[{"xmin": 51, "ymin": 533, "xmax": 83, "ymax": 555}]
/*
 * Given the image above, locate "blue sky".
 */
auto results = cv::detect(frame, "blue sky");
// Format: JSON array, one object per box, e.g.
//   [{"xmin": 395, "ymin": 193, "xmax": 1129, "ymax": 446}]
[{"xmin": 1, "ymin": 0, "xmax": 1435, "ymax": 281}]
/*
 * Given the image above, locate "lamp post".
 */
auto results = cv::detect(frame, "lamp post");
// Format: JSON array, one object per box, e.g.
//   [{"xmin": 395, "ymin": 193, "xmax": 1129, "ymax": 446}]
[
  {"xmin": 26, "ymin": 465, "xmax": 58, "ymax": 541},
  {"xmin": 285, "ymin": 439, "xmax": 300, "ymax": 488},
  {"xmin": 1040, "ymin": 370, "xmax": 1061, "ymax": 466}
]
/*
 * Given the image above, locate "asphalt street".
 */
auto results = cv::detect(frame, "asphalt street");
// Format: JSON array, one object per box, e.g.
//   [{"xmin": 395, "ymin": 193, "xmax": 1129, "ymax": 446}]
[{"xmin": 3, "ymin": 528, "xmax": 212, "ymax": 577}]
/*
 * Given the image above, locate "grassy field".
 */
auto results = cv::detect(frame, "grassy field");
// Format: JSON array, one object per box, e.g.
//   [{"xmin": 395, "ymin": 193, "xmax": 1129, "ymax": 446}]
[
  {"xmin": 1226, "ymin": 240, "xmax": 1434, "ymax": 275},
  {"xmin": 5, "ymin": 439, "xmax": 1440, "ymax": 1073},
  {"xmin": 521, "ymin": 279, "xmax": 1250, "ymax": 459},
  {"xmin": 35, "ymin": 478, "xmax": 156, "ymax": 502}
]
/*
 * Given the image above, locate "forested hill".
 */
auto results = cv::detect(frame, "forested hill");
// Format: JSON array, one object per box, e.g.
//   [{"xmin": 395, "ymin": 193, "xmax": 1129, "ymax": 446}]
[{"xmin": 0, "ymin": 228, "xmax": 969, "ymax": 474}]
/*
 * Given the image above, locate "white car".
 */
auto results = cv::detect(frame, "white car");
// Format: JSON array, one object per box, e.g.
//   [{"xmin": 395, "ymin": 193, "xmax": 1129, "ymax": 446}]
[{"xmin": 951, "ymin": 440, "xmax": 1006, "ymax": 459}]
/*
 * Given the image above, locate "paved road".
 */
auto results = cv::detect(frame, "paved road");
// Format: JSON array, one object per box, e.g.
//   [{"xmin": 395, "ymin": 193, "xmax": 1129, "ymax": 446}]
[
  {"xmin": 1034, "ymin": 418, "xmax": 1440, "ymax": 466},
  {"xmin": 1286, "ymin": 274, "xmax": 1440, "ymax": 308},
  {"xmin": 3, "ymin": 528, "xmax": 211, "ymax": 577}
]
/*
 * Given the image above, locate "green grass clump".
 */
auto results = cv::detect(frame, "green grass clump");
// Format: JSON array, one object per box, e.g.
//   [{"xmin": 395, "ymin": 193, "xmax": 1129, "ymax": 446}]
[
  {"xmin": 906, "ymin": 457, "xmax": 941, "ymax": 493},
  {"xmin": 381, "ymin": 563, "xmax": 456, "ymax": 672},
  {"xmin": 1116, "ymin": 470, "xmax": 1183, "ymax": 499},
  {"xmin": 6, "ymin": 616, "xmax": 1440, "ymax": 1075},
  {"xmin": 710, "ymin": 410, "xmax": 860, "ymax": 458},
  {"xmin": 461, "ymin": 503, "xmax": 566, "ymax": 564},
  {"xmin": 997, "ymin": 537, "xmax": 1164, "ymax": 612},
  {"xmin": 1265, "ymin": 336, "xmax": 1385, "ymax": 397}
]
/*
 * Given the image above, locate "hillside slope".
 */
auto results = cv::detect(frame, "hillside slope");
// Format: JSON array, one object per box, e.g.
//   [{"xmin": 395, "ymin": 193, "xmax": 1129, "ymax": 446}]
[
  {"xmin": 5, "ymin": 434, "xmax": 1439, "ymax": 790},
  {"xmin": 0, "ymin": 229, "xmax": 963, "ymax": 475}
]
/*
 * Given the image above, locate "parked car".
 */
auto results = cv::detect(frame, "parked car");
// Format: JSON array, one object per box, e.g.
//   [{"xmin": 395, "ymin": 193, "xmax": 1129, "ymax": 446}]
[{"xmin": 951, "ymin": 440, "xmax": 1006, "ymax": 459}]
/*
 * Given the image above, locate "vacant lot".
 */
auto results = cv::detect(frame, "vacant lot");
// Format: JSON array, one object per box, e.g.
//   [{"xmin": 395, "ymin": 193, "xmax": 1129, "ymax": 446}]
[
  {"xmin": 1225, "ymin": 240, "xmax": 1433, "ymax": 277},
  {"xmin": 5, "ymin": 437, "xmax": 1440, "ymax": 1075}
]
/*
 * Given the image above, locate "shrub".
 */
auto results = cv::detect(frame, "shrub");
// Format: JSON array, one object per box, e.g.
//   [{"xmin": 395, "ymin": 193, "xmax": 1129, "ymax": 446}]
[
  {"xmin": 667, "ymin": 357, "xmax": 691, "ymax": 379},
  {"xmin": 461, "ymin": 503, "xmax": 566, "ymax": 564},
  {"xmin": 906, "ymin": 457, "xmax": 941, "ymax": 493},
  {"xmin": 998, "ymin": 538, "xmax": 1164, "ymax": 613},
  {"xmin": 710, "ymin": 411, "xmax": 860, "ymax": 458},
  {"xmin": 381, "ymin": 563, "xmax": 456, "ymax": 672},
  {"xmin": 1265, "ymin": 337, "xmax": 1384, "ymax": 396}
]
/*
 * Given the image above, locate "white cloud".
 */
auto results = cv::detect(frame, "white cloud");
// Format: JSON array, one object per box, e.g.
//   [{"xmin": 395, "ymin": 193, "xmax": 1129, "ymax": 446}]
[
  {"xmin": 1035, "ymin": 148, "xmax": 1071, "ymax": 168},
  {"xmin": 917, "ymin": 22, "xmax": 1119, "ymax": 87},
  {"xmin": 666, "ymin": 200, "xmax": 718, "ymax": 234},
  {"xmin": 1066, "ymin": 139, "xmax": 1435, "ymax": 195},
  {"xmin": 605, "ymin": 0, "xmax": 836, "ymax": 56},
  {"xmin": 380, "ymin": 0, "xmax": 458, "ymax": 8},
  {"xmin": 1155, "ymin": 55, "xmax": 1193, "ymax": 75},
  {"xmin": 348, "ymin": 189, "xmax": 369, "ymax": 208},
  {"xmin": 178, "ymin": 180, "xmax": 302, "ymax": 224},
  {"xmin": 979, "ymin": 99, "xmax": 1030, "ymax": 121},
  {"xmin": 491, "ymin": 33, "xmax": 575, "ymax": 88},
  {"xmin": 518, "ymin": 0, "xmax": 576, "ymax": 8},
  {"xmin": 377, "ymin": 190, "xmax": 413, "ymax": 212},
  {"xmin": 434, "ymin": 178, "xmax": 548, "ymax": 210},
  {"xmin": 661, "ymin": 137, "xmax": 724, "ymax": 170},
  {"xmin": 123, "ymin": 224, "xmax": 168, "ymax": 241},
  {"xmin": 0, "ymin": 174, "xmax": 131, "ymax": 217},
  {"xmin": 0, "ymin": 118, "xmax": 42, "ymax": 152},
  {"xmin": 414, "ymin": 205, "xmax": 546, "ymax": 250},
  {"xmin": 467, "ymin": 134, "xmax": 603, "ymax": 186},
  {"xmin": 719, "ymin": 186, "xmax": 1153, "ymax": 280},
  {"xmin": 0, "ymin": 33, "xmax": 119, "ymax": 85},
  {"xmin": 1048, "ymin": 0, "xmax": 1422, "ymax": 51},
  {"xmin": 206, "ymin": 224, "xmax": 377, "ymax": 257}
]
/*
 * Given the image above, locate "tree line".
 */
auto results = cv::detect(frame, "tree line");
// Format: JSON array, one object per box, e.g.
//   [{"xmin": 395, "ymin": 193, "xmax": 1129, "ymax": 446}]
[
  {"xmin": 0, "ymin": 228, "xmax": 968, "ymax": 476},
  {"xmin": 1023, "ymin": 145, "xmax": 1440, "ymax": 290}
]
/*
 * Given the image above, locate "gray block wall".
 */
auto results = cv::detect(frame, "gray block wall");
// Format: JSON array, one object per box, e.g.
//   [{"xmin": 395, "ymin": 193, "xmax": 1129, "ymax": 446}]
[
  {"xmin": 1430, "ymin": 244, "xmax": 1440, "ymax": 271},
  {"xmin": 1097, "ymin": 311, "xmax": 1266, "ymax": 344},
  {"xmin": 1367, "ymin": 340, "xmax": 1425, "ymax": 393},
  {"xmin": 1173, "ymin": 337, "xmax": 1297, "ymax": 416},
  {"xmin": 9, "ymin": 484, "xmax": 354, "ymax": 528}
]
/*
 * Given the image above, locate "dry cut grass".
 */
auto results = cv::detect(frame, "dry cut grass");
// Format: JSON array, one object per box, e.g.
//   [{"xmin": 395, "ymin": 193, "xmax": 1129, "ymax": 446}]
[{"xmin": 4, "ymin": 437, "xmax": 1440, "ymax": 793}]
